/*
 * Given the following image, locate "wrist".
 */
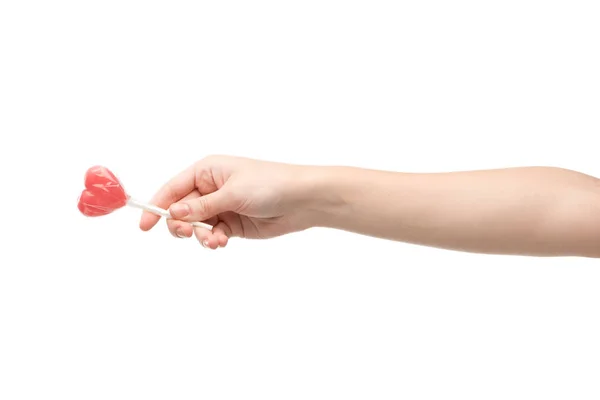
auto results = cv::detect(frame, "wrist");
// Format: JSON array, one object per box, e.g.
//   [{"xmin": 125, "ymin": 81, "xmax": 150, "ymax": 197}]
[{"xmin": 295, "ymin": 165, "xmax": 353, "ymax": 228}]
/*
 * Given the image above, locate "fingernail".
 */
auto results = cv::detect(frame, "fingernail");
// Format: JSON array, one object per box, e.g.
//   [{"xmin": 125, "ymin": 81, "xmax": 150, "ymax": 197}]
[
  {"xmin": 171, "ymin": 203, "xmax": 190, "ymax": 218},
  {"xmin": 176, "ymin": 229, "xmax": 186, "ymax": 238},
  {"xmin": 202, "ymin": 240, "xmax": 210, "ymax": 249}
]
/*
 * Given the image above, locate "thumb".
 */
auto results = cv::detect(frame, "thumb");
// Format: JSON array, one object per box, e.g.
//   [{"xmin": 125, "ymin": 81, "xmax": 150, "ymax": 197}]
[{"xmin": 169, "ymin": 189, "xmax": 236, "ymax": 222}]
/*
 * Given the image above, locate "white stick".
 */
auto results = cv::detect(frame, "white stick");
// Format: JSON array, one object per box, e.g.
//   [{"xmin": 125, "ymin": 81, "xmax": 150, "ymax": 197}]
[{"xmin": 127, "ymin": 197, "xmax": 213, "ymax": 230}]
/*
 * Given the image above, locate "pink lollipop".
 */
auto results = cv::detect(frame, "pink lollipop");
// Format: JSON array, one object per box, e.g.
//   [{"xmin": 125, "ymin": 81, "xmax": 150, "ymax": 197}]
[{"xmin": 77, "ymin": 165, "xmax": 211, "ymax": 229}]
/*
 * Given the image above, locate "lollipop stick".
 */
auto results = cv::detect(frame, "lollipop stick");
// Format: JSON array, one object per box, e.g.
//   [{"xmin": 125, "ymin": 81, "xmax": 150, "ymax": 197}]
[{"xmin": 127, "ymin": 197, "xmax": 213, "ymax": 230}]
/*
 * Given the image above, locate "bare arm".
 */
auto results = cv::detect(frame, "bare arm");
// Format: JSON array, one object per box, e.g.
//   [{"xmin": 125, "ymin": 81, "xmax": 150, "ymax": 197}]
[
  {"xmin": 141, "ymin": 156, "xmax": 600, "ymax": 257},
  {"xmin": 304, "ymin": 166, "xmax": 600, "ymax": 257}
]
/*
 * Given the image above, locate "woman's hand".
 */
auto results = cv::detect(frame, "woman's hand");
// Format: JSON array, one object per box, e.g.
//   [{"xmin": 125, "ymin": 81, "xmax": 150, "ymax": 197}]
[{"xmin": 139, "ymin": 155, "xmax": 323, "ymax": 249}]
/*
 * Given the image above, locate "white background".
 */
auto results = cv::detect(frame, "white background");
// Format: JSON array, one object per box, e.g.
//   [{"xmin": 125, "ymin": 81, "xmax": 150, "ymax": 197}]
[{"xmin": 1, "ymin": 1, "xmax": 599, "ymax": 399}]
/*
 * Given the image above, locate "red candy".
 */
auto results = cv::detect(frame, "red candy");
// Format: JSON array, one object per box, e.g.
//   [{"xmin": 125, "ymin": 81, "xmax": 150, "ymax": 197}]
[{"xmin": 77, "ymin": 166, "xmax": 129, "ymax": 217}]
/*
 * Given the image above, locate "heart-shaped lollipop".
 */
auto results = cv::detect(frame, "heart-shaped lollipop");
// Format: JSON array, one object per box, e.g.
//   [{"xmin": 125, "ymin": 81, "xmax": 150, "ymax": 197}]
[
  {"xmin": 78, "ymin": 166, "xmax": 128, "ymax": 216},
  {"xmin": 77, "ymin": 166, "xmax": 212, "ymax": 229}
]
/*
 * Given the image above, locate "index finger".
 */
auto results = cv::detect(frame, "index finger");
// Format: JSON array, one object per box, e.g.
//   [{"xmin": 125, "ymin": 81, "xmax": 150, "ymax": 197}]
[{"xmin": 139, "ymin": 164, "xmax": 196, "ymax": 231}]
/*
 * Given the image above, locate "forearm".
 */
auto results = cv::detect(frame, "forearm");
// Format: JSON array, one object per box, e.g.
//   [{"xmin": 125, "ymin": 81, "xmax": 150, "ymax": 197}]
[{"xmin": 305, "ymin": 166, "xmax": 600, "ymax": 257}]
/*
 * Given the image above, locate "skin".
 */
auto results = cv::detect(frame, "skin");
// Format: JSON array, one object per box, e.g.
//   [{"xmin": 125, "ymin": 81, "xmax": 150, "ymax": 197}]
[{"xmin": 140, "ymin": 155, "xmax": 600, "ymax": 257}]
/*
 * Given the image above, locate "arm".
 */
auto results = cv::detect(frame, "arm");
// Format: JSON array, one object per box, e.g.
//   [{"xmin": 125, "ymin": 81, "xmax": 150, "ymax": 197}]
[
  {"xmin": 141, "ymin": 156, "xmax": 600, "ymax": 257},
  {"xmin": 303, "ymin": 166, "xmax": 600, "ymax": 257}
]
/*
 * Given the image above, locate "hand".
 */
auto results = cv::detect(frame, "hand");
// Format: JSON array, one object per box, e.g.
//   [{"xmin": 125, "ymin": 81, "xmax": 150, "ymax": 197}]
[{"xmin": 139, "ymin": 155, "xmax": 320, "ymax": 249}]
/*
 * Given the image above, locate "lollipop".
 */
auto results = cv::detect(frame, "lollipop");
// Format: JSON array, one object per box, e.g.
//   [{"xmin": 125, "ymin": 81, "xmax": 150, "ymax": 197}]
[{"xmin": 77, "ymin": 166, "xmax": 212, "ymax": 229}]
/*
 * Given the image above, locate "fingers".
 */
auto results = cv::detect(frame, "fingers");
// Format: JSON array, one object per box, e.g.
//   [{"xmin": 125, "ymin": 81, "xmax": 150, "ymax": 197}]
[
  {"xmin": 193, "ymin": 221, "xmax": 232, "ymax": 249},
  {"xmin": 166, "ymin": 191, "xmax": 201, "ymax": 238},
  {"xmin": 169, "ymin": 188, "xmax": 236, "ymax": 223},
  {"xmin": 168, "ymin": 214, "xmax": 219, "ymax": 239},
  {"xmin": 165, "ymin": 190, "xmax": 233, "ymax": 249},
  {"xmin": 139, "ymin": 164, "xmax": 196, "ymax": 231},
  {"xmin": 193, "ymin": 226, "xmax": 219, "ymax": 249},
  {"xmin": 212, "ymin": 221, "xmax": 232, "ymax": 247}
]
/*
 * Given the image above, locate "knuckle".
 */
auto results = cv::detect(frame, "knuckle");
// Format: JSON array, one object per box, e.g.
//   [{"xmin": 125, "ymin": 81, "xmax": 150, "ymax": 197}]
[
  {"xmin": 200, "ymin": 154, "xmax": 220, "ymax": 164},
  {"xmin": 158, "ymin": 184, "xmax": 178, "ymax": 204},
  {"xmin": 193, "ymin": 197, "xmax": 209, "ymax": 217}
]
